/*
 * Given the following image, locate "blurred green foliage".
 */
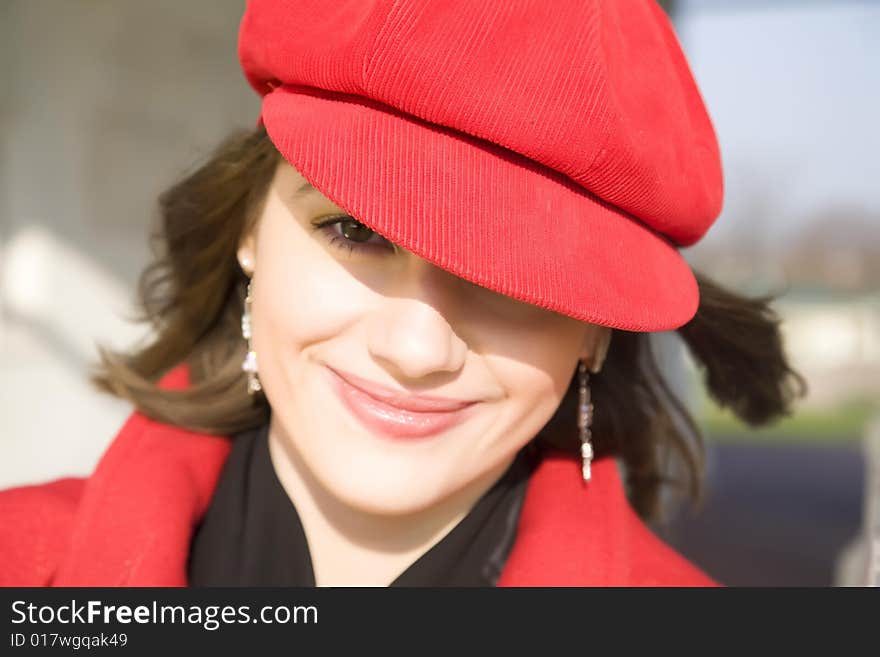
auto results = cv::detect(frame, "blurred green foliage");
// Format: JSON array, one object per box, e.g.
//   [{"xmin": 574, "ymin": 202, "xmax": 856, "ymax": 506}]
[{"xmin": 698, "ymin": 394, "xmax": 878, "ymax": 445}]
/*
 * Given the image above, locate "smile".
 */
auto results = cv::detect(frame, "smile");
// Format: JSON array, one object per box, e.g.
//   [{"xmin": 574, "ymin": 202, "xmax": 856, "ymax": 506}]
[{"xmin": 324, "ymin": 366, "xmax": 479, "ymax": 439}]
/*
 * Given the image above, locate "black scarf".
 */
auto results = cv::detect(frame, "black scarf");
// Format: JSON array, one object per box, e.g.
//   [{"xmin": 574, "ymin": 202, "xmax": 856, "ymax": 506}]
[{"xmin": 188, "ymin": 419, "xmax": 536, "ymax": 586}]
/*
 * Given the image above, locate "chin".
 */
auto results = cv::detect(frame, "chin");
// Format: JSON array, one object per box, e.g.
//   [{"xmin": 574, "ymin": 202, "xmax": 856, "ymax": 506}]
[{"xmin": 314, "ymin": 455, "xmax": 455, "ymax": 517}]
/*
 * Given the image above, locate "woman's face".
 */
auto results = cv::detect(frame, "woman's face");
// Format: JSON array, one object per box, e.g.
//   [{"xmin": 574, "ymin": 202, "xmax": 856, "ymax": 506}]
[{"xmin": 239, "ymin": 160, "xmax": 611, "ymax": 515}]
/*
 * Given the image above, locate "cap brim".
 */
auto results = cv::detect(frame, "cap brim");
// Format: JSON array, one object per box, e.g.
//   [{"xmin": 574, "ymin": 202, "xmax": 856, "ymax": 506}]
[{"xmin": 261, "ymin": 85, "xmax": 698, "ymax": 332}]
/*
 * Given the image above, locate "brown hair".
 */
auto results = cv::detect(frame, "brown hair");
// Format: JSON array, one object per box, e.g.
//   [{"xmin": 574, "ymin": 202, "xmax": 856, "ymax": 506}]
[{"xmin": 90, "ymin": 126, "xmax": 808, "ymax": 522}]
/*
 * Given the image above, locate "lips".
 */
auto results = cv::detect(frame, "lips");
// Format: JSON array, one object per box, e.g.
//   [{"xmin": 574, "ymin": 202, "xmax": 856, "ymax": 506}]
[{"xmin": 325, "ymin": 366, "xmax": 478, "ymax": 439}]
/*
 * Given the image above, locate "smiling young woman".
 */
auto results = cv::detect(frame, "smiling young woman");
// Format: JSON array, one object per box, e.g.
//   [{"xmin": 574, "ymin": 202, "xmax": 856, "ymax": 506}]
[{"xmin": 0, "ymin": 0, "xmax": 805, "ymax": 587}]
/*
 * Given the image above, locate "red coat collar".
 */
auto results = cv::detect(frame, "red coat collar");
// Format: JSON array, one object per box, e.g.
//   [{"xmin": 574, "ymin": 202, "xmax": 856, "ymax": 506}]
[{"xmin": 49, "ymin": 364, "xmax": 716, "ymax": 586}]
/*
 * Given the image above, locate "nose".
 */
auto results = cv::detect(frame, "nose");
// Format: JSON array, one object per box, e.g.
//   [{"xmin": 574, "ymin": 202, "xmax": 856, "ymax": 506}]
[{"xmin": 365, "ymin": 257, "xmax": 469, "ymax": 380}]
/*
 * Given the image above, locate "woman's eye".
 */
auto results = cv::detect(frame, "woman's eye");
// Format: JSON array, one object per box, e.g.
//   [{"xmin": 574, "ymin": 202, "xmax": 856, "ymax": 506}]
[{"xmin": 310, "ymin": 215, "xmax": 397, "ymax": 256}]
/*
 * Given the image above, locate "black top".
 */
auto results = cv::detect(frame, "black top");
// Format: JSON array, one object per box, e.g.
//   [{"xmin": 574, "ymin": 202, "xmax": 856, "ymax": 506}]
[{"xmin": 188, "ymin": 420, "xmax": 537, "ymax": 586}]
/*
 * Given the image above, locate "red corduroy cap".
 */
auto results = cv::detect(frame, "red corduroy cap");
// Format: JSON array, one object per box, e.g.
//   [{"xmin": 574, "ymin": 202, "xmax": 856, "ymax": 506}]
[{"xmin": 237, "ymin": 0, "xmax": 723, "ymax": 331}]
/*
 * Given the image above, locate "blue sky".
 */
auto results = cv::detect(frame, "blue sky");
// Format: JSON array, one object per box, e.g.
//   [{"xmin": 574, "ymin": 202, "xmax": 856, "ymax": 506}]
[{"xmin": 674, "ymin": 0, "xmax": 879, "ymax": 246}]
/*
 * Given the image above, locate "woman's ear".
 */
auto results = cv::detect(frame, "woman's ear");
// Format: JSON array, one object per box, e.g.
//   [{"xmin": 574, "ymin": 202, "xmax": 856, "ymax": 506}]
[
  {"xmin": 237, "ymin": 235, "xmax": 256, "ymax": 277},
  {"xmin": 581, "ymin": 326, "xmax": 612, "ymax": 374}
]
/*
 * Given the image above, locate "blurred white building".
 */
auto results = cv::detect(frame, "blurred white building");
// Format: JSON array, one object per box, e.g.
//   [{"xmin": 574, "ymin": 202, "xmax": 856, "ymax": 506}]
[
  {"xmin": 1, "ymin": 0, "xmax": 258, "ymax": 488},
  {"xmin": 776, "ymin": 291, "xmax": 880, "ymax": 408}
]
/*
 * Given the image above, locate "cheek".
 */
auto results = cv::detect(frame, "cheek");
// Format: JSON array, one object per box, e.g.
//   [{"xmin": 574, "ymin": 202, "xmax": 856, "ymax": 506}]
[
  {"xmin": 492, "ymin": 356, "xmax": 570, "ymax": 439},
  {"xmin": 253, "ymin": 222, "xmax": 372, "ymax": 350},
  {"xmin": 489, "ymin": 320, "xmax": 585, "ymax": 428}
]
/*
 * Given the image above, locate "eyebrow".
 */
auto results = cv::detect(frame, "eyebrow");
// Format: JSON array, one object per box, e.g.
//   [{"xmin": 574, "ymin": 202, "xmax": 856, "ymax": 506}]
[{"xmin": 292, "ymin": 181, "xmax": 316, "ymax": 198}]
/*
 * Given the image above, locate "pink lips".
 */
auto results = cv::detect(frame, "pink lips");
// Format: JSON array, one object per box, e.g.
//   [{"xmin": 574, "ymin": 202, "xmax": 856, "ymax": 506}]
[{"xmin": 325, "ymin": 366, "xmax": 479, "ymax": 439}]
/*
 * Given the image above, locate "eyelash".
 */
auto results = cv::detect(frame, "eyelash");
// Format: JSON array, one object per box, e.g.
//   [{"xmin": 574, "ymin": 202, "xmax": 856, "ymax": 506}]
[{"xmin": 310, "ymin": 215, "xmax": 397, "ymax": 257}]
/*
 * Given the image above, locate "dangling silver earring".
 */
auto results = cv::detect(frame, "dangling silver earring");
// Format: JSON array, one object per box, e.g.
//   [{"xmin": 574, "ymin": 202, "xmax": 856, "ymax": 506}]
[
  {"xmin": 578, "ymin": 358, "xmax": 594, "ymax": 482},
  {"xmin": 241, "ymin": 279, "xmax": 262, "ymax": 395}
]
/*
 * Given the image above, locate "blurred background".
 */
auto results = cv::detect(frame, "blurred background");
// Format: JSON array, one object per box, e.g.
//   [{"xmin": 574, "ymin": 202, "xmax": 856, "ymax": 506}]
[{"xmin": 1, "ymin": 0, "xmax": 878, "ymax": 586}]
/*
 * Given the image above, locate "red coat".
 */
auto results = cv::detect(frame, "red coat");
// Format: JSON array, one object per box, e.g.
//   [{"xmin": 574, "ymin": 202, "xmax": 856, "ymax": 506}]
[{"xmin": 0, "ymin": 364, "xmax": 718, "ymax": 587}]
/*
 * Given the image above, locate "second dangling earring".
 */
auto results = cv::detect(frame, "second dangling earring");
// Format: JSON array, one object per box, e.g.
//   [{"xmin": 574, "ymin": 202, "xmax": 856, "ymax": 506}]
[
  {"xmin": 241, "ymin": 279, "xmax": 262, "ymax": 395},
  {"xmin": 578, "ymin": 358, "xmax": 594, "ymax": 483}
]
